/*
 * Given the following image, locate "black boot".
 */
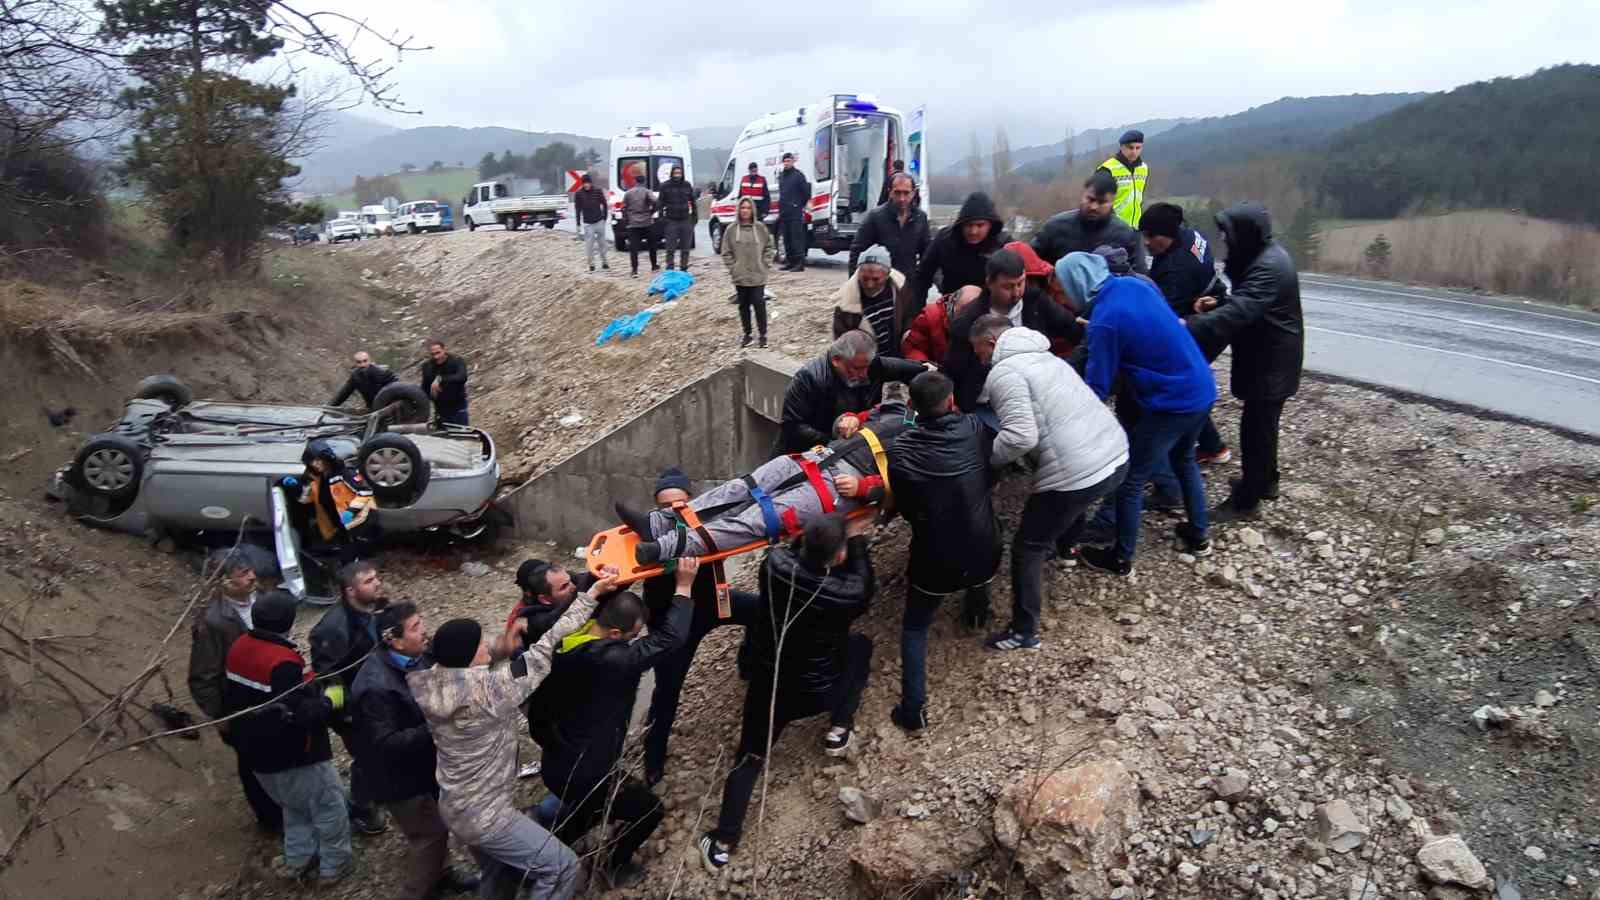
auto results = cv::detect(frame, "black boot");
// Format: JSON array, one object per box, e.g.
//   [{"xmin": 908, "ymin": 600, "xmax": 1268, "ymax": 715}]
[
  {"xmin": 634, "ymin": 541, "xmax": 662, "ymax": 564},
  {"xmin": 613, "ymin": 500, "xmax": 653, "ymax": 537}
]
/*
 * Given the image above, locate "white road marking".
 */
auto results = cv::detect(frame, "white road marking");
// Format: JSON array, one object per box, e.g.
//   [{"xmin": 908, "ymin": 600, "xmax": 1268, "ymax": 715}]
[
  {"xmin": 1301, "ymin": 276, "xmax": 1600, "ymax": 330},
  {"xmin": 1306, "ymin": 325, "xmax": 1600, "ymax": 386},
  {"xmin": 1302, "ymin": 293, "xmax": 1600, "ymax": 350}
]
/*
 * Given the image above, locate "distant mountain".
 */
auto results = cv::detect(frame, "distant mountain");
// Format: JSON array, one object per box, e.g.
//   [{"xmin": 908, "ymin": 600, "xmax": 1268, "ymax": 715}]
[
  {"xmin": 1014, "ymin": 92, "xmax": 1429, "ymax": 182},
  {"xmin": 314, "ymin": 110, "xmax": 400, "ymax": 148},
  {"xmin": 940, "ymin": 118, "xmax": 1191, "ymax": 180},
  {"xmin": 295, "ymin": 126, "xmax": 609, "ymax": 193}
]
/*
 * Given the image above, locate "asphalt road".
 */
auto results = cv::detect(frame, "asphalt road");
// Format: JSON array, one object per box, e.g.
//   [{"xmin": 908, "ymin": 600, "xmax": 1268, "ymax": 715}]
[{"xmin": 1298, "ymin": 274, "xmax": 1600, "ymax": 437}]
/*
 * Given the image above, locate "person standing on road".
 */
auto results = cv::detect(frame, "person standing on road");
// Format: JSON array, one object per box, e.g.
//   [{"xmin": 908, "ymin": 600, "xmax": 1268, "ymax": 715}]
[
  {"xmin": 1186, "ymin": 203, "xmax": 1304, "ymax": 522},
  {"xmin": 972, "ymin": 316, "xmax": 1129, "ymax": 652},
  {"xmin": 1097, "ymin": 130, "xmax": 1149, "ymax": 229},
  {"xmin": 738, "ymin": 161, "xmax": 771, "ymax": 221},
  {"xmin": 188, "ymin": 551, "xmax": 282, "ymax": 834},
  {"xmin": 309, "ymin": 559, "xmax": 390, "ymax": 837},
  {"xmin": 777, "ymin": 152, "xmax": 812, "ymax": 271},
  {"xmin": 329, "ymin": 351, "xmax": 397, "ymax": 410},
  {"xmin": 657, "ymin": 164, "xmax": 696, "ymax": 272},
  {"xmin": 849, "ymin": 172, "xmax": 930, "ymax": 279},
  {"xmin": 909, "ymin": 191, "xmax": 1009, "ymax": 305},
  {"xmin": 1031, "ymin": 171, "xmax": 1148, "ymax": 273},
  {"xmin": 419, "ymin": 338, "xmax": 469, "ymax": 427},
  {"xmin": 622, "ymin": 176, "xmax": 658, "ymax": 277},
  {"xmin": 572, "ymin": 174, "xmax": 609, "ymax": 273},
  {"xmin": 722, "ymin": 196, "xmax": 774, "ymax": 348},
  {"xmin": 351, "ymin": 602, "xmax": 480, "ymax": 900}
]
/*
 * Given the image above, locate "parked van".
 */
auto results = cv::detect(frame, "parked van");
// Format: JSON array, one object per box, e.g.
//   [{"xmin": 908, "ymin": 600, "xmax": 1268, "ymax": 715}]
[
  {"xmin": 359, "ymin": 204, "xmax": 396, "ymax": 237},
  {"xmin": 606, "ymin": 123, "xmax": 694, "ymax": 251},
  {"xmin": 394, "ymin": 200, "xmax": 449, "ymax": 234},
  {"xmin": 706, "ymin": 96, "xmax": 927, "ymax": 256}
]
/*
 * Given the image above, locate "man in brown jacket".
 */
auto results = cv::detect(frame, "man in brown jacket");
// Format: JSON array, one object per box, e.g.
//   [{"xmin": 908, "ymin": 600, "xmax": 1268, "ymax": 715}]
[{"xmin": 187, "ymin": 551, "xmax": 282, "ymax": 832}]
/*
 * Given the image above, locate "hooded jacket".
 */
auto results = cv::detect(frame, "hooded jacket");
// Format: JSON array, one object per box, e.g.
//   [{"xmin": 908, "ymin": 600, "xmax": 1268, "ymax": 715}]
[
  {"xmin": 1186, "ymin": 204, "xmax": 1304, "ymax": 401},
  {"xmin": 408, "ymin": 593, "xmax": 597, "ymax": 844},
  {"xmin": 746, "ymin": 537, "xmax": 874, "ymax": 697},
  {"xmin": 777, "ymin": 353, "xmax": 926, "ymax": 453},
  {"xmin": 351, "ymin": 649, "xmax": 438, "ymax": 804},
  {"xmin": 909, "ymin": 193, "xmax": 1010, "ymax": 305},
  {"xmin": 530, "ymin": 596, "xmax": 692, "ymax": 793},
  {"xmin": 1083, "ymin": 275, "xmax": 1218, "ymax": 414},
  {"xmin": 1031, "ymin": 209, "xmax": 1149, "ymax": 274},
  {"xmin": 330, "ymin": 364, "xmax": 398, "ymax": 409},
  {"xmin": 889, "ymin": 412, "xmax": 1001, "ymax": 593},
  {"xmin": 984, "ymin": 328, "xmax": 1129, "ymax": 494},
  {"xmin": 657, "ymin": 176, "xmax": 696, "ymax": 222},
  {"xmin": 721, "ymin": 217, "xmax": 774, "ymax": 287},
  {"xmin": 943, "ymin": 285, "xmax": 1081, "ymax": 412},
  {"xmin": 1150, "ymin": 225, "xmax": 1220, "ymax": 318},
  {"xmin": 847, "ymin": 202, "xmax": 931, "ymax": 279}
]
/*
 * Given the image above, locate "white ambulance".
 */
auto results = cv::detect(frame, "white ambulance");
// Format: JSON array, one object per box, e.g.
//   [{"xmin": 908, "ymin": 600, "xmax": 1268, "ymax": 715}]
[
  {"xmin": 606, "ymin": 123, "xmax": 695, "ymax": 251},
  {"xmin": 705, "ymin": 95, "xmax": 927, "ymax": 256}
]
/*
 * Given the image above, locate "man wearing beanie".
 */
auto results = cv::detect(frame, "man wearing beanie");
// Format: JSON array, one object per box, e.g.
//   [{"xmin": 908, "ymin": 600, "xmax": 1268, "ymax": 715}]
[
  {"xmin": 408, "ymin": 574, "xmax": 611, "ymax": 900},
  {"xmin": 223, "ymin": 590, "xmax": 353, "ymax": 885},
  {"xmin": 1098, "ymin": 129, "xmax": 1149, "ymax": 228},
  {"xmin": 832, "ymin": 244, "xmax": 908, "ymax": 357}
]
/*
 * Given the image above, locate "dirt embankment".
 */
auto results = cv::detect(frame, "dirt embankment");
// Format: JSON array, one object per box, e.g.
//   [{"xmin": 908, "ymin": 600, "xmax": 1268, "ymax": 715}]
[{"xmin": 3, "ymin": 228, "xmax": 1598, "ymax": 900}]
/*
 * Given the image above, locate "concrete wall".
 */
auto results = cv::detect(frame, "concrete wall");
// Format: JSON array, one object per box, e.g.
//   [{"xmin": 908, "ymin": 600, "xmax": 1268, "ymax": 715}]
[{"xmin": 501, "ymin": 353, "xmax": 801, "ymax": 548}]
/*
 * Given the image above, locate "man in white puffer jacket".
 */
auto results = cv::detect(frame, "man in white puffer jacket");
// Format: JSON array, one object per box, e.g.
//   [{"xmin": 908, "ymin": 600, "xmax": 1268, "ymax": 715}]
[{"xmin": 971, "ymin": 316, "xmax": 1130, "ymax": 651}]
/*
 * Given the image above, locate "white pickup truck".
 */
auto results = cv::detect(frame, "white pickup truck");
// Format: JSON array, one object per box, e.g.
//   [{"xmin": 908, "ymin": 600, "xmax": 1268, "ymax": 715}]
[{"xmin": 461, "ymin": 178, "xmax": 566, "ymax": 231}]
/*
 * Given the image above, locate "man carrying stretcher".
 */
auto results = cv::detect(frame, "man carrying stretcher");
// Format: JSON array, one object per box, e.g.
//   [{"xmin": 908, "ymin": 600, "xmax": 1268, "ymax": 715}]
[{"xmin": 612, "ymin": 386, "xmax": 914, "ymax": 565}]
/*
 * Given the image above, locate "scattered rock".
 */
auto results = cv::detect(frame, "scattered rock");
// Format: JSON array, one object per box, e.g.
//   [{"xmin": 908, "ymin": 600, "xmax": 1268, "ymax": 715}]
[
  {"xmin": 1114, "ymin": 609, "xmax": 1142, "ymax": 625},
  {"xmin": 1522, "ymin": 845, "xmax": 1546, "ymax": 861},
  {"xmin": 838, "ymin": 787, "xmax": 879, "ymax": 824},
  {"xmin": 1271, "ymin": 725, "xmax": 1307, "ymax": 747},
  {"xmin": 1238, "ymin": 526, "xmax": 1265, "ymax": 548},
  {"xmin": 1416, "ymin": 835, "xmax": 1489, "ymax": 889},
  {"xmin": 1314, "ymin": 800, "xmax": 1370, "ymax": 853},
  {"xmin": 1212, "ymin": 770, "xmax": 1251, "ymax": 801},
  {"xmin": 1427, "ymin": 887, "xmax": 1474, "ymax": 900},
  {"xmin": 1189, "ymin": 828, "xmax": 1215, "ymax": 848},
  {"xmin": 1471, "ymin": 705, "xmax": 1510, "ymax": 730},
  {"xmin": 1177, "ymin": 861, "xmax": 1201, "ymax": 881},
  {"xmin": 557, "ymin": 412, "xmax": 584, "ymax": 427},
  {"xmin": 1306, "ymin": 530, "xmax": 1329, "ymax": 543},
  {"xmin": 993, "ymin": 760, "xmax": 1141, "ymax": 898},
  {"xmin": 1142, "ymin": 696, "xmax": 1177, "ymax": 719},
  {"xmin": 459, "ymin": 561, "xmax": 491, "ymax": 577},
  {"xmin": 849, "ymin": 818, "xmax": 987, "ymax": 898},
  {"xmin": 1348, "ymin": 873, "xmax": 1382, "ymax": 900},
  {"xmin": 1384, "ymin": 795, "xmax": 1413, "ymax": 823},
  {"xmin": 1019, "ymin": 700, "xmax": 1040, "ymax": 725},
  {"xmin": 1533, "ymin": 689, "xmax": 1556, "ymax": 708},
  {"xmin": 1421, "ymin": 503, "xmax": 1443, "ymax": 516},
  {"xmin": 1422, "ymin": 527, "xmax": 1446, "ymax": 546}
]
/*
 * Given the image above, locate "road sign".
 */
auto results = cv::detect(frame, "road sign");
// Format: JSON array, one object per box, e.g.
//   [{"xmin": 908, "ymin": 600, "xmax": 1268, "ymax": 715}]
[{"xmin": 566, "ymin": 170, "xmax": 584, "ymax": 192}]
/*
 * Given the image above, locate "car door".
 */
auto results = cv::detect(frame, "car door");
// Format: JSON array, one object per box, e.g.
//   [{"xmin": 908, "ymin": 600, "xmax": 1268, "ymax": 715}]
[{"xmin": 268, "ymin": 482, "xmax": 336, "ymax": 605}]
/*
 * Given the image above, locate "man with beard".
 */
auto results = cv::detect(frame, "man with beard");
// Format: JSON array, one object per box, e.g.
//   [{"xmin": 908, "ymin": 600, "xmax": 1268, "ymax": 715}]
[
  {"xmin": 848, "ymin": 172, "xmax": 930, "ymax": 279},
  {"xmin": 1031, "ymin": 171, "xmax": 1148, "ymax": 273},
  {"xmin": 775, "ymin": 329, "xmax": 926, "ymax": 454}
]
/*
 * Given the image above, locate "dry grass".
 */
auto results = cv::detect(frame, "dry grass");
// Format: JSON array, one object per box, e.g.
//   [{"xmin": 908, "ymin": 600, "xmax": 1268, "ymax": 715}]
[{"xmin": 1317, "ymin": 210, "xmax": 1600, "ymax": 308}]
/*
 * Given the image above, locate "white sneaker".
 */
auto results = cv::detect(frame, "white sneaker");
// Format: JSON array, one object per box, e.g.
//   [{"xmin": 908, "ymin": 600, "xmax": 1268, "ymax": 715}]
[{"xmin": 517, "ymin": 760, "xmax": 541, "ymax": 779}]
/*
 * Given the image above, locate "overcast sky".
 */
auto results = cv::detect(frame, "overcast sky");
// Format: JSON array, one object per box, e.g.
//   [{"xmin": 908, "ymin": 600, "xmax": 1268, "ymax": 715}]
[{"xmin": 322, "ymin": 0, "xmax": 1600, "ymax": 147}]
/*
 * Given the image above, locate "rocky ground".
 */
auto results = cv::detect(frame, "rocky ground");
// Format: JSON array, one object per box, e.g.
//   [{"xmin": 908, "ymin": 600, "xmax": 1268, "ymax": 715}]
[{"xmin": 3, "ymin": 227, "xmax": 1597, "ymax": 899}]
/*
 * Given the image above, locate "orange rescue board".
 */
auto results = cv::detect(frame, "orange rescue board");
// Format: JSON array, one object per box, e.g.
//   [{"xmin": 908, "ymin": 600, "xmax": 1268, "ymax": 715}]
[{"xmin": 585, "ymin": 506, "xmax": 877, "ymax": 586}]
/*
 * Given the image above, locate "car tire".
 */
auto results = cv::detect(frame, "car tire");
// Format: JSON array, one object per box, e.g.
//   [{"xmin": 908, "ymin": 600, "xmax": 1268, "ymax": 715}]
[
  {"xmin": 467, "ymin": 217, "xmax": 477, "ymax": 232},
  {"xmin": 71, "ymin": 433, "xmax": 144, "ymax": 501},
  {"xmin": 358, "ymin": 434, "xmax": 431, "ymax": 507},
  {"xmin": 135, "ymin": 374, "xmax": 193, "ymax": 409},
  {"xmin": 505, "ymin": 218, "xmax": 519, "ymax": 231},
  {"xmin": 371, "ymin": 382, "xmax": 431, "ymax": 425},
  {"xmin": 541, "ymin": 220, "xmax": 555, "ymax": 229},
  {"xmin": 408, "ymin": 224, "xmax": 418, "ymax": 235}
]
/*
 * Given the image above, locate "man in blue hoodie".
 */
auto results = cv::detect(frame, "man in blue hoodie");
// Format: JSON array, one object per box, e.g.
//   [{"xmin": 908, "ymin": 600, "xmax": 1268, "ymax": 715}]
[{"xmin": 1057, "ymin": 252, "xmax": 1216, "ymax": 575}]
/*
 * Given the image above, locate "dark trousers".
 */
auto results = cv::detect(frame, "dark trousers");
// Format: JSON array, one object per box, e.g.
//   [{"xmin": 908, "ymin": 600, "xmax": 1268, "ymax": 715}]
[
  {"xmin": 330, "ymin": 723, "xmax": 377, "ymax": 819},
  {"xmin": 779, "ymin": 215, "xmax": 807, "ymax": 267},
  {"xmin": 662, "ymin": 219, "xmax": 692, "ymax": 270},
  {"xmin": 711, "ymin": 634, "xmax": 872, "ymax": 845},
  {"xmin": 1236, "ymin": 396, "xmax": 1287, "ymax": 509},
  {"xmin": 1198, "ymin": 414, "xmax": 1226, "ymax": 455},
  {"xmin": 437, "ymin": 406, "xmax": 468, "ymax": 427},
  {"xmin": 1010, "ymin": 464, "xmax": 1128, "ymax": 636},
  {"xmin": 627, "ymin": 226, "xmax": 657, "ymax": 273},
  {"xmin": 643, "ymin": 588, "xmax": 756, "ymax": 777},
  {"xmin": 1114, "ymin": 409, "xmax": 1209, "ymax": 560},
  {"xmin": 229, "ymin": 735, "xmax": 282, "ymax": 829},
  {"xmin": 552, "ymin": 777, "xmax": 664, "ymax": 869},
  {"xmin": 735, "ymin": 285, "xmax": 768, "ymax": 338},
  {"xmin": 901, "ymin": 582, "xmax": 989, "ymax": 712},
  {"xmin": 387, "ymin": 794, "xmax": 450, "ymax": 900}
]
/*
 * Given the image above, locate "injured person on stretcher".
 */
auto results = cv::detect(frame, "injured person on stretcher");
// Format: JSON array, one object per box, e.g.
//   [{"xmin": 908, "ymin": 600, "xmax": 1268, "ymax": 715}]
[{"xmin": 613, "ymin": 391, "xmax": 913, "ymax": 565}]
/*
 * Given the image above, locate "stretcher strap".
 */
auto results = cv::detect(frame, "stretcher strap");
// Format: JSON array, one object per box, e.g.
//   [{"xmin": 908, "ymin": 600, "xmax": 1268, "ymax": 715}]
[
  {"xmin": 791, "ymin": 455, "xmax": 836, "ymax": 513},
  {"xmin": 742, "ymin": 475, "xmax": 784, "ymax": 543},
  {"xmin": 672, "ymin": 501, "xmax": 732, "ymax": 619},
  {"xmin": 859, "ymin": 427, "xmax": 893, "ymax": 508},
  {"xmin": 780, "ymin": 507, "xmax": 801, "ymax": 536}
]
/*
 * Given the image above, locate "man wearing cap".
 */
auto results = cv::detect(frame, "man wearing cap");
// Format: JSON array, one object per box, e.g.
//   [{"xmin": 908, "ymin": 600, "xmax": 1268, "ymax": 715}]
[
  {"xmin": 572, "ymin": 173, "xmax": 610, "ymax": 273},
  {"xmin": 848, "ymin": 172, "xmax": 930, "ymax": 280},
  {"xmin": 408, "ymin": 578, "xmax": 611, "ymax": 900},
  {"xmin": 1098, "ymin": 130, "xmax": 1149, "ymax": 229},
  {"xmin": 737, "ymin": 161, "xmax": 771, "ymax": 221},
  {"xmin": 224, "ymin": 590, "xmax": 353, "ymax": 884},
  {"xmin": 776, "ymin": 152, "xmax": 812, "ymax": 271},
  {"xmin": 832, "ymin": 244, "xmax": 909, "ymax": 357}
]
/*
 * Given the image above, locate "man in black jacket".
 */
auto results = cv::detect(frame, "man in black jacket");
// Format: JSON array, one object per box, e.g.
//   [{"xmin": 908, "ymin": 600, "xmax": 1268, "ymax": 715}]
[
  {"xmin": 419, "ymin": 338, "xmax": 469, "ymax": 426},
  {"xmin": 225, "ymin": 591, "xmax": 351, "ymax": 884},
  {"xmin": 944, "ymin": 248, "xmax": 1081, "ymax": 411},
  {"xmin": 533, "ymin": 562, "xmax": 697, "ymax": 888},
  {"xmin": 777, "ymin": 329, "xmax": 927, "ymax": 453},
  {"xmin": 888, "ymin": 372, "xmax": 1000, "ymax": 731},
  {"xmin": 351, "ymin": 602, "xmax": 478, "ymax": 900},
  {"xmin": 910, "ymin": 191, "xmax": 1009, "ymax": 305},
  {"xmin": 508, "ymin": 559, "xmax": 596, "ymax": 649},
  {"xmin": 1186, "ymin": 203, "xmax": 1304, "ymax": 520},
  {"xmin": 657, "ymin": 164, "xmax": 696, "ymax": 272},
  {"xmin": 698, "ymin": 513, "xmax": 874, "ymax": 874},
  {"xmin": 848, "ymin": 173, "xmax": 930, "ymax": 278},
  {"xmin": 1032, "ymin": 171, "xmax": 1149, "ymax": 273},
  {"xmin": 573, "ymin": 173, "xmax": 610, "ymax": 272},
  {"xmin": 776, "ymin": 152, "xmax": 811, "ymax": 271},
  {"xmin": 309, "ymin": 559, "xmax": 389, "ymax": 835},
  {"xmin": 329, "ymin": 351, "xmax": 398, "ymax": 410}
]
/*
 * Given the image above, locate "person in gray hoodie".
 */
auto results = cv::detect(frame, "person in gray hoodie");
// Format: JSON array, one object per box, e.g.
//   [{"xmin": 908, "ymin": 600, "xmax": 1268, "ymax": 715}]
[
  {"xmin": 972, "ymin": 317, "xmax": 1129, "ymax": 651},
  {"xmin": 721, "ymin": 196, "xmax": 773, "ymax": 348}
]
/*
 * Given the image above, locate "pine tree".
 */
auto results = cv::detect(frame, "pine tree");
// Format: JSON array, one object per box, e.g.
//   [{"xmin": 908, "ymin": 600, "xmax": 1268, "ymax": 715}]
[
  {"xmin": 1363, "ymin": 233, "xmax": 1392, "ymax": 276},
  {"xmin": 1285, "ymin": 206, "xmax": 1322, "ymax": 269}
]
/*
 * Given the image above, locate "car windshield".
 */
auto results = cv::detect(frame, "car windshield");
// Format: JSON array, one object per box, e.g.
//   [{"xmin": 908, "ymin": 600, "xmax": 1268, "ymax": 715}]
[
  {"xmin": 411, "ymin": 202, "xmax": 438, "ymax": 213},
  {"xmin": 617, "ymin": 155, "xmax": 683, "ymax": 190}
]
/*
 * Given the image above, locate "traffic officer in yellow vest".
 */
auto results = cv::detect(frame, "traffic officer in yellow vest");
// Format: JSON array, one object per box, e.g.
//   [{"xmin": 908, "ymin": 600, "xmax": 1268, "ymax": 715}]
[
  {"xmin": 738, "ymin": 162, "xmax": 771, "ymax": 221},
  {"xmin": 1098, "ymin": 130, "xmax": 1149, "ymax": 229}
]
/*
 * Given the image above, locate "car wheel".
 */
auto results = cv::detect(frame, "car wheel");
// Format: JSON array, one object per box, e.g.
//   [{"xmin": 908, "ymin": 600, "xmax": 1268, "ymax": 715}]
[
  {"xmin": 72, "ymin": 434, "xmax": 144, "ymax": 501},
  {"xmin": 134, "ymin": 374, "xmax": 193, "ymax": 409},
  {"xmin": 467, "ymin": 217, "xmax": 477, "ymax": 232},
  {"xmin": 371, "ymin": 382, "xmax": 432, "ymax": 425},
  {"xmin": 541, "ymin": 220, "xmax": 555, "ymax": 229},
  {"xmin": 505, "ymin": 218, "xmax": 519, "ymax": 231},
  {"xmin": 358, "ymin": 434, "xmax": 431, "ymax": 506}
]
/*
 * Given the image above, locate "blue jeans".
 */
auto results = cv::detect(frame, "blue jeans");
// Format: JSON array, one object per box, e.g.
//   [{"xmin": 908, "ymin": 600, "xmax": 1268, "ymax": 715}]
[
  {"xmin": 254, "ymin": 761, "xmax": 352, "ymax": 878},
  {"xmin": 1115, "ymin": 408, "xmax": 1210, "ymax": 560},
  {"xmin": 899, "ymin": 582, "xmax": 989, "ymax": 712}
]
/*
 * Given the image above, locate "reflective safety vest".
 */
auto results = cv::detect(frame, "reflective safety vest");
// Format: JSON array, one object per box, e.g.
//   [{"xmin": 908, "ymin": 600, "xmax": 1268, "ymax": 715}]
[
  {"xmin": 738, "ymin": 175, "xmax": 770, "ymax": 208},
  {"xmin": 1100, "ymin": 156, "xmax": 1148, "ymax": 228}
]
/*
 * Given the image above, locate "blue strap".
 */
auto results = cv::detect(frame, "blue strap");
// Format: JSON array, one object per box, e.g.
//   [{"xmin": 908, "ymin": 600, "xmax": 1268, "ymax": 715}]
[{"xmin": 744, "ymin": 476, "xmax": 783, "ymax": 543}]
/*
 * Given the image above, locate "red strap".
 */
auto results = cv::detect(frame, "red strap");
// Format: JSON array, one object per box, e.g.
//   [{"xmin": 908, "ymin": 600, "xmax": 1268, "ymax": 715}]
[
  {"xmin": 857, "ymin": 475, "xmax": 883, "ymax": 498},
  {"xmin": 792, "ymin": 456, "xmax": 835, "ymax": 513},
  {"xmin": 780, "ymin": 507, "xmax": 801, "ymax": 536}
]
